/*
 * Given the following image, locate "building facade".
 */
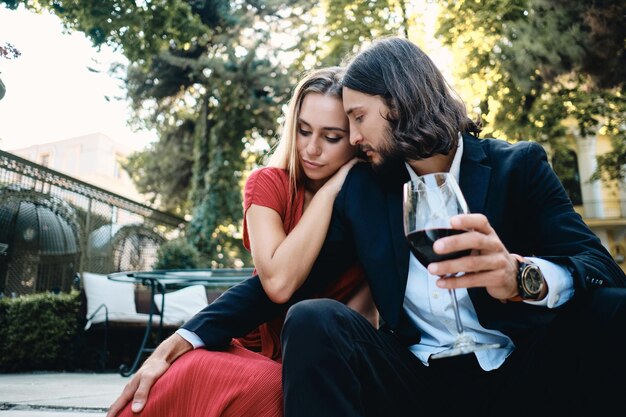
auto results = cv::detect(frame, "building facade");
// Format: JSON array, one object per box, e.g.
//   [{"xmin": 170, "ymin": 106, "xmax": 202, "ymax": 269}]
[
  {"xmin": 10, "ymin": 132, "xmax": 144, "ymax": 202},
  {"xmin": 547, "ymin": 129, "xmax": 626, "ymax": 274}
]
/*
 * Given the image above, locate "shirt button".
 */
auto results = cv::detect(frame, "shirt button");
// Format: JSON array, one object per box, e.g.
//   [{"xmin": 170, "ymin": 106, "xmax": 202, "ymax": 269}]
[
  {"xmin": 553, "ymin": 294, "xmax": 559, "ymax": 304},
  {"xmin": 432, "ymin": 292, "xmax": 439, "ymax": 299}
]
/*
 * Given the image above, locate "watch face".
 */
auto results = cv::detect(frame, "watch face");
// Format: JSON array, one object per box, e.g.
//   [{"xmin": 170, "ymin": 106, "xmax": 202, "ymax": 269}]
[{"xmin": 522, "ymin": 266, "xmax": 543, "ymax": 295}]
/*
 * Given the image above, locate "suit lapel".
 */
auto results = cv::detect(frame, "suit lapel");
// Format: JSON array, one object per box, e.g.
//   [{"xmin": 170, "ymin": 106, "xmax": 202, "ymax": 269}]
[
  {"xmin": 458, "ymin": 134, "xmax": 492, "ymax": 304},
  {"xmin": 387, "ymin": 178, "xmax": 410, "ymax": 291},
  {"xmin": 380, "ymin": 165, "xmax": 411, "ymax": 328},
  {"xmin": 459, "ymin": 134, "xmax": 491, "ymax": 214}
]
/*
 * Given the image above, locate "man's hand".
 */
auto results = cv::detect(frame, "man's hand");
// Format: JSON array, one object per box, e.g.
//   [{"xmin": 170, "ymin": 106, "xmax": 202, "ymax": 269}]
[
  {"xmin": 426, "ymin": 213, "xmax": 519, "ymax": 302},
  {"xmin": 106, "ymin": 333, "xmax": 193, "ymax": 417}
]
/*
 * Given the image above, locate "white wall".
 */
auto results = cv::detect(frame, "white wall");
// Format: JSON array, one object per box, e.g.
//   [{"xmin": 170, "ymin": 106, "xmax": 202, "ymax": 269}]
[{"xmin": 10, "ymin": 132, "xmax": 145, "ymax": 202}]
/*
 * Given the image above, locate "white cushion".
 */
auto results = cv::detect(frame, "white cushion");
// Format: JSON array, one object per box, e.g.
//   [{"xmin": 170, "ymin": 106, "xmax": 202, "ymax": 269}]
[
  {"xmin": 82, "ymin": 272, "xmax": 138, "ymax": 328},
  {"xmin": 153, "ymin": 285, "xmax": 209, "ymax": 326}
]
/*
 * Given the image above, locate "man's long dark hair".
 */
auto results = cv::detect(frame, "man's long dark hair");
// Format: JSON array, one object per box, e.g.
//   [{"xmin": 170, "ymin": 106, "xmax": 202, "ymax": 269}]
[{"xmin": 342, "ymin": 37, "xmax": 481, "ymax": 160}]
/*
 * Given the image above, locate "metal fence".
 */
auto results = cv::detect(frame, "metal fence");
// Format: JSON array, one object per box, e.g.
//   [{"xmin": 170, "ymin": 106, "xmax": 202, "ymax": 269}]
[{"xmin": 0, "ymin": 149, "xmax": 186, "ymax": 297}]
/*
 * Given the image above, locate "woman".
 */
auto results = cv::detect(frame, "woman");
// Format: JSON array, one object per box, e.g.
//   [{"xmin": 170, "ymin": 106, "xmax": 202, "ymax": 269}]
[{"xmin": 113, "ymin": 67, "xmax": 376, "ymax": 417}]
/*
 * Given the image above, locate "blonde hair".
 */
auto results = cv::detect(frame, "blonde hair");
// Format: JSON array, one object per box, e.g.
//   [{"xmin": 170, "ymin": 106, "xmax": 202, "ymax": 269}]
[{"xmin": 267, "ymin": 67, "xmax": 345, "ymax": 193}]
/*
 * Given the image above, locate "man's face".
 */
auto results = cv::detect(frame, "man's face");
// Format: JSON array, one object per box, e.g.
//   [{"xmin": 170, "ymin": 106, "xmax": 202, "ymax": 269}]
[{"xmin": 342, "ymin": 87, "xmax": 397, "ymax": 168}]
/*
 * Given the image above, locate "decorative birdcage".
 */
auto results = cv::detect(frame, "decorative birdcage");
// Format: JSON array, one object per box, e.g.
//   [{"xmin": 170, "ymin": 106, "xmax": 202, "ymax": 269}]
[
  {"xmin": 86, "ymin": 223, "xmax": 164, "ymax": 273},
  {"xmin": 0, "ymin": 187, "xmax": 81, "ymax": 296}
]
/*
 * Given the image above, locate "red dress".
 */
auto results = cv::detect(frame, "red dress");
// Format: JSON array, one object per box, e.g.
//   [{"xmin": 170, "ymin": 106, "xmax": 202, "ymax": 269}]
[{"xmin": 115, "ymin": 167, "xmax": 366, "ymax": 417}]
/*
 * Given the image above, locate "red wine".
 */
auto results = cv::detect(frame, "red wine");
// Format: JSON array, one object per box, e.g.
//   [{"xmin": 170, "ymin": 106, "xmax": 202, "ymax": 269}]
[{"xmin": 406, "ymin": 228, "xmax": 471, "ymax": 267}]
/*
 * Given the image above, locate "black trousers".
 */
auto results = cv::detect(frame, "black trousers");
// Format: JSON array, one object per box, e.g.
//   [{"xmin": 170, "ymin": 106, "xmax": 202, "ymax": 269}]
[{"xmin": 281, "ymin": 288, "xmax": 626, "ymax": 417}]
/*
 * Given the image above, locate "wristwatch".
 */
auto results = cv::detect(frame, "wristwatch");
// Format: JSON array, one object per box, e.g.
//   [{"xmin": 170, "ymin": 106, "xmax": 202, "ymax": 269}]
[{"xmin": 512, "ymin": 255, "xmax": 545, "ymax": 300}]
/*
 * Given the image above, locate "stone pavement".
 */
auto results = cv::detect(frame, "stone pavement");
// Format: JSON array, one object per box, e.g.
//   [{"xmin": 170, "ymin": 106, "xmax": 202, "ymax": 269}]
[{"xmin": 0, "ymin": 372, "xmax": 128, "ymax": 417}]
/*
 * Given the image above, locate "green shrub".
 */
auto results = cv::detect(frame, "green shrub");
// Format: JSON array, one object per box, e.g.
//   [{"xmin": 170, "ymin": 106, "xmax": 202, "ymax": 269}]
[
  {"xmin": 154, "ymin": 238, "xmax": 201, "ymax": 270},
  {"xmin": 0, "ymin": 292, "xmax": 81, "ymax": 372}
]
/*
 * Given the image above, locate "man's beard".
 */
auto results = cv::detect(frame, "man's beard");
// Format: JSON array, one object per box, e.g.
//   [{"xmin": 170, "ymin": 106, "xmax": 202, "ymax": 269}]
[{"xmin": 367, "ymin": 129, "xmax": 406, "ymax": 179}]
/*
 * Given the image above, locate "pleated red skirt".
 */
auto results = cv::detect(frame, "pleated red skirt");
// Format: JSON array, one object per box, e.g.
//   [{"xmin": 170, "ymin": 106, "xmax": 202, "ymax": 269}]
[{"xmin": 115, "ymin": 341, "xmax": 283, "ymax": 417}]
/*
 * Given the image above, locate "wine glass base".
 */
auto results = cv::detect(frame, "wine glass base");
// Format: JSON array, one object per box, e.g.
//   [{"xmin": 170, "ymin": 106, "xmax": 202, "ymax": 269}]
[{"xmin": 431, "ymin": 342, "xmax": 501, "ymax": 360}]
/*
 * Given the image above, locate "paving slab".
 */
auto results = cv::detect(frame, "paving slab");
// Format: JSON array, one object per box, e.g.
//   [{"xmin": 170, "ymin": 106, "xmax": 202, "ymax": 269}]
[
  {"xmin": 0, "ymin": 372, "xmax": 128, "ymax": 416},
  {"xmin": 0, "ymin": 409, "xmax": 104, "ymax": 417}
]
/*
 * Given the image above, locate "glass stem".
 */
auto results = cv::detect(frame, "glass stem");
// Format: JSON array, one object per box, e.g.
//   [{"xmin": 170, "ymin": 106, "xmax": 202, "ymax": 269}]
[{"xmin": 448, "ymin": 288, "xmax": 465, "ymax": 335}]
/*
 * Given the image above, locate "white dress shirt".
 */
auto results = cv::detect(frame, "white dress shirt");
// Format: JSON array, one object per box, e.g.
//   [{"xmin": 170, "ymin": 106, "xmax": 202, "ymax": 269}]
[{"xmin": 403, "ymin": 136, "xmax": 575, "ymax": 371}]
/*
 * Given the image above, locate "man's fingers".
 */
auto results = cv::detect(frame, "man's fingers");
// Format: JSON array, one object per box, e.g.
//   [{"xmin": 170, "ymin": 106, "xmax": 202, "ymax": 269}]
[
  {"xmin": 106, "ymin": 397, "xmax": 128, "ymax": 417},
  {"xmin": 436, "ymin": 269, "xmax": 518, "ymax": 300},
  {"xmin": 106, "ymin": 377, "xmax": 139, "ymax": 417},
  {"xmin": 450, "ymin": 213, "xmax": 493, "ymax": 234},
  {"xmin": 433, "ymin": 230, "xmax": 500, "ymax": 255},
  {"xmin": 428, "ymin": 253, "xmax": 505, "ymax": 277},
  {"xmin": 437, "ymin": 270, "xmax": 505, "ymax": 288},
  {"xmin": 131, "ymin": 373, "xmax": 157, "ymax": 413},
  {"xmin": 106, "ymin": 369, "xmax": 156, "ymax": 416}
]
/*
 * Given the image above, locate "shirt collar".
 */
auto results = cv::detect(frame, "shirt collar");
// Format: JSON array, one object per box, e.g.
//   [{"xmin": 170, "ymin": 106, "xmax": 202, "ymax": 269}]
[{"xmin": 405, "ymin": 133, "xmax": 464, "ymax": 182}]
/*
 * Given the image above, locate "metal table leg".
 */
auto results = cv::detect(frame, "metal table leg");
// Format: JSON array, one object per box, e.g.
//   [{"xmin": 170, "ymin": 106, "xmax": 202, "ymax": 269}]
[{"xmin": 119, "ymin": 277, "xmax": 165, "ymax": 377}]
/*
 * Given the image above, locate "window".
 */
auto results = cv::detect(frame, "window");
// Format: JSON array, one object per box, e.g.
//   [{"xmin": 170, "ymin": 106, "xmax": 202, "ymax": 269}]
[
  {"xmin": 113, "ymin": 153, "xmax": 124, "ymax": 179},
  {"xmin": 39, "ymin": 153, "xmax": 50, "ymax": 167}
]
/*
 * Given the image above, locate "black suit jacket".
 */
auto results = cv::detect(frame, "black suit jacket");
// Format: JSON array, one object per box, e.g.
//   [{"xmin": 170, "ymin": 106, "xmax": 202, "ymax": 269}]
[{"xmin": 183, "ymin": 133, "xmax": 626, "ymax": 348}]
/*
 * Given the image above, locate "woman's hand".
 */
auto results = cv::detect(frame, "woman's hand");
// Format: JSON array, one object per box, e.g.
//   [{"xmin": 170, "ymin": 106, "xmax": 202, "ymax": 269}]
[{"xmin": 320, "ymin": 157, "xmax": 361, "ymax": 196}]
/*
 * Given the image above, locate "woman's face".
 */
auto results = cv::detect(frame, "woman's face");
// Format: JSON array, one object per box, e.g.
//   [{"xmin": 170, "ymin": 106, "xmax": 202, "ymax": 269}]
[{"xmin": 296, "ymin": 93, "xmax": 355, "ymax": 186}]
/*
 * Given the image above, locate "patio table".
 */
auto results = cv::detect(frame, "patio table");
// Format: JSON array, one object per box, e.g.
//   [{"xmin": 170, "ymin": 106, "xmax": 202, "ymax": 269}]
[{"xmin": 108, "ymin": 268, "xmax": 254, "ymax": 376}]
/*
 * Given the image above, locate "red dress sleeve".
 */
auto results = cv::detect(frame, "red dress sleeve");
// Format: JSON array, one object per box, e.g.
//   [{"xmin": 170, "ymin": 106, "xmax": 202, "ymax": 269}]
[{"xmin": 242, "ymin": 167, "xmax": 294, "ymax": 251}]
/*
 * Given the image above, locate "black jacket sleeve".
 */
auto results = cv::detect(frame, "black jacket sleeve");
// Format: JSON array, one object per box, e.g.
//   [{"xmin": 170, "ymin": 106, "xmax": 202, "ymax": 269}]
[
  {"xmin": 181, "ymin": 232, "xmax": 357, "ymax": 349},
  {"xmin": 509, "ymin": 141, "xmax": 626, "ymax": 290}
]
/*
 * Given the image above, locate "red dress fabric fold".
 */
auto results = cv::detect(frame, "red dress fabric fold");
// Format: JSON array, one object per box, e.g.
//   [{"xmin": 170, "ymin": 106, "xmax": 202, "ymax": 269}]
[{"xmin": 117, "ymin": 343, "xmax": 283, "ymax": 417}]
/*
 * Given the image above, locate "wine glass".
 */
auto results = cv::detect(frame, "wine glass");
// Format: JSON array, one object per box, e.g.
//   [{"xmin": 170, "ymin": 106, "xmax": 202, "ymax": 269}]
[{"xmin": 403, "ymin": 172, "xmax": 500, "ymax": 359}]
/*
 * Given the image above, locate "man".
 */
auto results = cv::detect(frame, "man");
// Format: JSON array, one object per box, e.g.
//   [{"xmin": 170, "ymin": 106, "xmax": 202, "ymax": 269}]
[
  {"xmin": 108, "ymin": 37, "xmax": 626, "ymax": 417},
  {"xmin": 278, "ymin": 37, "xmax": 626, "ymax": 417}
]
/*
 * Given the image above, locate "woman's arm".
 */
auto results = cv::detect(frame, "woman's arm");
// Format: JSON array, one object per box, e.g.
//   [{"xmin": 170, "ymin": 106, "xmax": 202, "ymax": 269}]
[{"xmin": 247, "ymin": 159, "xmax": 358, "ymax": 304}]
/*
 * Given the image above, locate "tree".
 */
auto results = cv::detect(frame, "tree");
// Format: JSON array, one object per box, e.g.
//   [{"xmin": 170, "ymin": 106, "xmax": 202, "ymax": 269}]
[
  {"xmin": 0, "ymin": 42, "xmax": 20, "ymax": 101},
  {"xmin": 123, "ymin": 117, "xmax": 195, "ymax": 215},
  {"xmin": 0, "ymin": 42, "xmax": 19, "ymax": 60},
  {"xmin": 293, "ymin": 0, "xmax": 406, "ymax": 69},
  {"xmin": 437, "ymin": 0, "xmax": 626, "ymax": 182},
  {"xmin": 1, "ymin": 0, "xmax": 208, "ymax": 62},
  {"xmin": 113, "ymin": 1, "xmax": 302, "ymax": 266}
]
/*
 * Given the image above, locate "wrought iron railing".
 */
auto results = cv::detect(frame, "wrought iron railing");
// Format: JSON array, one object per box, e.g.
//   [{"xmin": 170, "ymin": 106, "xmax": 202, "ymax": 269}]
[{"xmin": 0, "ymin": 149, "xmax": 186, "ymax": 296}]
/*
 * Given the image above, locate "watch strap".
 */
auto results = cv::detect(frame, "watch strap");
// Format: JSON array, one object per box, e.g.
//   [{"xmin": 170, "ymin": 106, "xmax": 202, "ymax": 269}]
[{"xmin": 508, "ymin": 254, "xmax": 528, "ymax": 302}]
